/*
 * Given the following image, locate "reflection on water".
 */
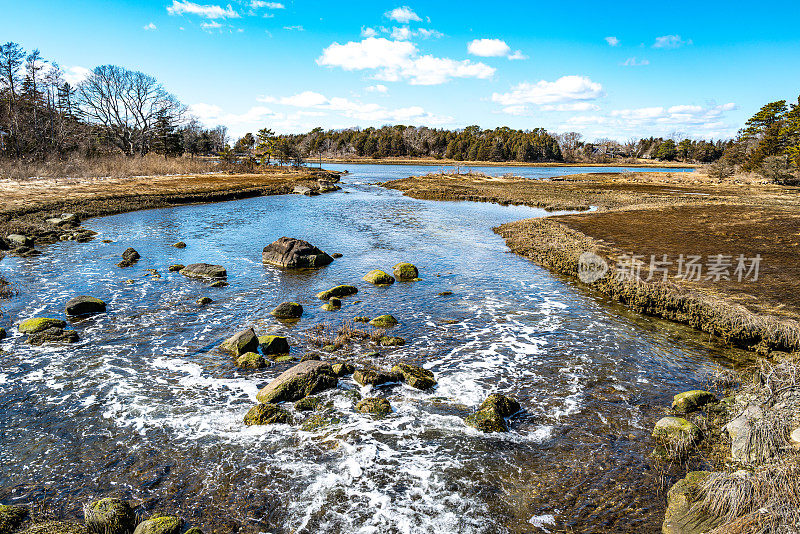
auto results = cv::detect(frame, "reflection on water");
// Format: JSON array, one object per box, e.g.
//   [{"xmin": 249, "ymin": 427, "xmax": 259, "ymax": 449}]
[{"xmin": 0, "ymin": 167, "xmax": 737, "ymax": 533}]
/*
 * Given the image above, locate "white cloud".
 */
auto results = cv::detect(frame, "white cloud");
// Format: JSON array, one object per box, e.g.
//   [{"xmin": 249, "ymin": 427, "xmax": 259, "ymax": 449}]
[
  {"xmin": 385, "ymin": 6, "xmax": 421, "ymax": 23},
  {"xmin": 605, "ymin": 36, "xmax": 620, "ymax": 47},
  {"xmin": 492, "ymin": 76, "xmax": 605, "ymax": 107},
  {"xmin": 167, "ymin": 0, "xmax": 239, "ymax": 18},
  {"xmin": 143, "ymin": 22, "xmax": 157, "ymax": 31},
  {"xmin": 361, "ymin": 26, "xmax": 378, "ymax": 38},
  {"xmin": 653, "ymin": 34, "xmax": 692, "ymax": 49},
  {"xmin": 508, "ymin": 50, "xmax": 527, "ymax": 60},
  {"xmin": 250, "ymin": 1, "xmax": 284, "ymax": 8},
  {"xmin": 284, "ymin": 25, "xmax": 304, "ymax": 31},
  {"xmin": 417, "ymin": 28, "xmax": 443, "ymax": 39},
  {"xmin": 621, "ymin": 57, "xmax": 649, "ymax": 67},
  {"xmin": 567, "ymin": 115, "xmax": 607, "ymax": 125},
  {"xmin": 190, "ymin": 103, "xmax": 275, "ymax": 125},
  {"xmin": 366, "ymin": 84, "xmax": 388, "ymax": 93},
  {"xmin": 391, "ymin": 26, "xmax": 413, "ymax": 40},
  {"xmin": 468, "ymin": 38, "xmax": 511, "ymax": 57},
  {"xmin": 541, "ymin": 102, "xmax": 601, "ymax": 112},
  {"xmin": 201, "ymin": 20, "xmax": 222, "ymax": 31},
  {"xmin": 62, "ymin": 66, "xmax": 91, "ymax": 86},
  {"xmin": 317, "ymin": 37, "xmax": 494, "ymax": 85}
]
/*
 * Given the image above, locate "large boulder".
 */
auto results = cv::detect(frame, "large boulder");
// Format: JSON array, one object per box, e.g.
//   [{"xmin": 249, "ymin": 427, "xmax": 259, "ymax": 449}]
[
  {"xmin": 65, "ymin": 296, "xmax": 107, "ymax": 317},
  {"xmin": 117, "ymin": 247, "xmax": 140, "ymax": 268},
  {"xmin": 0, "ymin": 505, "xmax": 28, "ymax": 533},
  {"xmin": 393, "ymin": 262, "xmax": 419, "ymax": 281},
  {"xmin": 256, "ymin": 360, "xmax": 338, "ymax": 404},
  {"xmin": 262, "ymin": 237, "xmax": 333, "ymax": 269},
  {"xmin": 465, "ymin": 393, "xmax": 521, "ymax": 432},
  {"xmin": 369, "ymin": 314, "xmax": 398, "ymax": 328},
  {"xmin": 653, "ymin": 416, "xmax": 702, "ymax": 456},
  {"xmin": 7, "ymin": 234, "xmax": 33, "ymax": 247},
  {"xmin": 353, "ymin": 368, "xmax": 401, "ymax": 387},
  {"xmin": 83, "ymin": 497, "xmax": 137, "ymax": 534},
  {"xmin": 27, "ymin": 327, "xmax": 79, "ymax": 345},
  {"xmin": 18, "ymin": 317, "xmax": 66, "ymax": 334},
  {"xmin": 362, "ymin": 269, "xmax": 395, "ymax": 285},
  {"xmin": 672, "ymin": 390, "xmax": 717, "ymax": 414},
  {"xmin": 317, "ymin": 285, "xmax": 357, "ymax": 300},
  {"xmin": 236, "ymin": 352, "xmax": 269, "ymax": 369},
  {"xmin": 271, "ymin": 302, "xmax": 303, "ymax": 319},
  {"xmin": 220, "ymin": 327, "xmax": 259, "ymax": 356},
  {"xmin": 179, "ymin": 263, "xmax": 226, "ymax": 279},
  {"xmin": 132, "ymin": 516, "xmax": 183, "ymax": 534},
  {"xmin": 356, "ymin": 397, "xmax": 392, "ymax": 417},
  {"xmin": 392, "ymin": 363, "xmax": 436, "ymax": 390},
  {"xmin": 662, "ymin": 471, "xmax": 724, "ymax": 534},
  {"xmin": 724, "ymin": 404, "xmax": 766, "ymax": 463},
  {"xmin": 258, "ymin": 335, "xmax": 289, "ymax": 356},
  {"xmin": 243, "ymin": 403, "xmax": 294, "ymax": 425}
]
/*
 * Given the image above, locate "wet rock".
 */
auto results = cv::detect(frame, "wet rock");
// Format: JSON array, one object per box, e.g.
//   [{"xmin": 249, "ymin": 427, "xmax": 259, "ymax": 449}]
[
  {"xmin": 27, "ymin": 327, "xmax": 79, "ymax": 345},
  {"xmin": 317, "ymin": 180, "xmax": 339, "ymax": 193},
  {"xmin": 259, "ymin": 335, "xmax": 290, "ymax": 356},
  {"xmin": 168, "ymin": 264, "xmax": 184, "ymax": 272},
  {"xmin": 332, "ymin": 362, "xmax": 355, "ymax": 376},
  {"xmin": 209, "ymin": 280, "xmax": 227, "ymax": 287},
  {"xmin": 465, "ymin": 394, "xmax": 521, "ymax": 432},
  {"xmin": 196, "ymin": 296, "xmax": 213, "ymax": 306},
  {"xmin": 662, "ymin": 471, "xmax": 724, "ymax": 534},
  {"xmin": 83, "ymin": 497, "xmax": 136, "ymax": 534},
  {"xmin": 672, "ymin": 390, "xmax": 717, "ymax": 414},
  {"xmin": 262, "ymin": 237, "xmax": 333, "ymax": 269},
  {"xmin": 0, "ymin": 504, "xmax": 28, "ymax": 532},
  {"xmin": 243, "ymin": 403, "xmax": 294, "ymax": 426},
  {"xmin": 273, "ymin": 355, "xmax": 297, "ymax": 363},
  {"xmin": 321, "ymin": 297, "xmax": 341, "ymax": 311},
  {"xmin": 18, "ymin": 317, "xmax": 66, "ymax": 334},
  {"xmin": 379, "ymin": 335, "xmax": 405, "ymax": 347},
  {"xmin": 653, "ymin": 416, "xmax": 702, "ymax": 454},
  {"xmin": 300, "ymin": 353, "xmax": 321, "ymax": 362},
  {"xmin": 46, "ymin": 213, "xmax": 79, "ymax": 227},
  {"xmin": 353, "ymin": 368, "xmax": 401, "ymax": 387},
  {"xmin": 256, "ymin": 360, "xmax": 338, "ymax": 404},
  {"xmin": 65, "ymin": 295, "xmax": 107, "ymax": 317},
  {"xmin": 220, "ymin": 327, "xmax": 259, "ymax": 356},
  {"xmin": 0, "ymin": 327, "xmax": 6, "ymax": 340},
  {"xmin": 393, "ymin": 262, "xmax": 419, "ymax": 281},
  {"xmin": 131, "ymin": 516, "xmax": 183, "ymax": 534},
  {"xmin": 294, "ymin": 396, "xmax": 322, "ymax": 411},
  {"xmin": 236, "ymin": 352, "xmax": 269, "ymax": 369},
  {"xmin": 184, "ymin": 529, "xmax": 203, "ymax": 534},
  {"xmin": 356, "ymin": 397, "xmax": 392, "ymax": 417},
  {"xmin": 724, "ymin": 404, "xmax": 765, "ymax": 463},
  {"xmin": 353, "ymin": 316, "xmax": 371, "ymax": 323},
  {"xmin": 437, "ymin": 291, "xmax": 453, "ymax": 297},
  {"xmin": 316, "ymin": 285, "xmax": 357, "ymax": 300},
  {"xmin": 271, "ymin": 302, "xmax": 303, "ymax": 319},
  {"xmin": 331, "ymin": 253, "xmax": 343, "ymax": 258},
  {"xmin": 7, "ymin": 234, "xmax": 33, "ymax": 247},
  {"xmin": 369, "ymin": 314, "xmax": 398, "ymax": 328},
  {"xmin": 117, "ymin": 247, "xmax": 140, "ymax": 268},
  {"xmin": 301, "ymin": 410, "xmax": 341, "ymax": 431},
  {"xmin": 180, "ymin": 263, "xmax": 226, "ymax": 279},
  {"xmin": 392, "ymin": 363, "xmax": 436, "ymax": 390},
  {"xmin": 363, "ymin": 269, "xmax": 395, "ymax": 285},
  {"xmin": 22, "ymin": 521, "xmax": 91, "ymax": 534},
  {"xmin": 172, "ymin": 241, "xmax": 187, "ymax": 248}
]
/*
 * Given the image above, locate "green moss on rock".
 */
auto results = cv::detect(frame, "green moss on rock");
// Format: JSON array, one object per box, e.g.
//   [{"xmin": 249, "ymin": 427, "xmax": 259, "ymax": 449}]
[
  {"xmin": 220, "ymin": 327, "xmax": 258, "ymax": 356},
  {"xmin": 243, "ymin": 403, "xmax": 294, "ymax": 426},
  {"xmin": 465, "ymin": 408, "xmax": 508, "ymax": 432},
  {"xmin": 391, "ymin": 363, "xmax": 436, "ymax": 390},
  {"xmin": 369, "ymin": 315, "xmax": 398, "ymax": 328},
  {"xmin": 353, "ymin": 368, "xmax": 401, "ymax": 387},
  {"xmin": 362, "ymin": 269, "xmax": 395, "ymax": 285},
  {"xmin": 393, "ymin": 263, "xmax": 419, "ymax": 281},
  {"xmin": 671, "ymin": 390, "xmax": 717, "ymax": 414},
  {"xmin": 258, "ymin": 335, "xmax": 290, "ymax": 355},
  {"xmin": 301, "ymin": 410, "xmax": 342, "ymax": 431},
  {"xmin": 271, "ymin": 302, "xmax": 303, "ymax": 319},
  {"xmin": 18, "ymin": 317, "xmax": 66, "ymax": 334},
  {"xmin": 321, "ymin": 297, "xmax": 342, "ymax": 311},
  {"xmin": 256, "ymin": 360, "xmax": 338, "ymax": 404},
  {"xmin": 132, "ymin": 516, "xmax": 183, "ymax": 534},
  {"xmin": 652, "ymin": 416, "xmax": 702, "ymax": 455},
  {"xmin": 379, "ymin": 336, "xmax": 405, "ymax": 347},
  {"xmin": 83, "ymin": 497, "xmax": 136, "ymax": 534},
  {"xmin": 332, "ymin": 362, "xmax": 355, "ymax": 376},
  {"xmin": 22, "ymin": 522, "xmax": 90, "ymax": 534},
  {"xmin": 294, "ymin": 396, "xmax": 322, "ymax": 411},
  {"xmin": 236, "ymin": 352, "xmax": 269, "ymax": 369},
  {"xmin": 356, "ymin": 397, "xmax": 392, "ymax": 417},
  {"xmin": 316, "ymin": 285, "xmax": 358, "ymax": 300}
]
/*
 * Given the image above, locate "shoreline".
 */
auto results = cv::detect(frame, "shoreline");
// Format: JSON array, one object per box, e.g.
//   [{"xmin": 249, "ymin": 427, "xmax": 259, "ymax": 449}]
[{"xmin": 321, "ymin": 156, "xmax": 696, "ymax": 169}]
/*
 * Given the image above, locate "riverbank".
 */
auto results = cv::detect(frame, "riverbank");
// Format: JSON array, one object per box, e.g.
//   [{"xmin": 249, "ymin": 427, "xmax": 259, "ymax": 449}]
[
  {"xmin": 0, "ymin": 168, "xmax": 340, "ymax": 250},
  {"xmin": 323, "ymin": 156, "xmax": 696, "ymax": 168}
]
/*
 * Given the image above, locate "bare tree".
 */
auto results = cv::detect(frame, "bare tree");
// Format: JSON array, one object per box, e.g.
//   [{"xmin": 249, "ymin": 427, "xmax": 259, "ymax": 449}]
[
  {"xmin": 0, "ymin": 42, "xmax": 25, "ymax": 155},
  {"xmin": 76, "ymin": 65, "xmax": 184, "ymax": 155},
  {"xmin": 557, "ymin": 131, "xmax": 583, "ymax": 162}
]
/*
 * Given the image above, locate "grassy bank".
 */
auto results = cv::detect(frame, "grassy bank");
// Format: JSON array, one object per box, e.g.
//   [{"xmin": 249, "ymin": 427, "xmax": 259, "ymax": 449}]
[{"xmin": 324, "ymin": 156, "xmax": 696, "ymax": 168}]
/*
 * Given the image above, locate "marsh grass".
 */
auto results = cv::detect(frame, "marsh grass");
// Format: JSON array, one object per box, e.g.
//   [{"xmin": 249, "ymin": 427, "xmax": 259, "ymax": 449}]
[{"xmin": 305, "ymin": 321, "xmax": 383, "ymax": 351}]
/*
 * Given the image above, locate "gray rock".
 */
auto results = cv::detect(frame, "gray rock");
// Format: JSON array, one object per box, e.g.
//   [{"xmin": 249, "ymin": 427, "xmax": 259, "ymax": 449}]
[
  {"xmin": 117, "ymin": 247, "xmax": 140, "ymax": 267},
  {"xmin": 724, "ymin": 404, "xmax": 766, "ymax": 463},
  {"xmin": 271, "ymin": 302, "xmax": 303, "ymax": 319},
  {"xmin": 256, "ymin": 360, "xmax": 338, "ymax": 404},
  {"xmin": 7, "ymin": 234, "xmax": 32, "ymax": 247},
  {"xmin": 27, "ymin": 327, "xmax": 79, "ymax": 345},
  {"xmin": 220, "ymin": 327, "xmax": 259, "ymax": 355},
  {"xmin": 65, "ymin": 295, "xmax": 107, "ymax": 316},
  {"xmin": 262, "ymin": 237, "xmax": 333, "ymax": 269},
  {"xmin": 662, "ymin": 471, "xmax": 724, "ymax": 534},
  {"xmin": 180, "ymin": 263, "xmax": 226, "ymax": 279}
]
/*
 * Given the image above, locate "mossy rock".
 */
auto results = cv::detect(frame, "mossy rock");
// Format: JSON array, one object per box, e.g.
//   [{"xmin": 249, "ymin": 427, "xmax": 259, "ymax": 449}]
[
  {"xmin": 83, "ymin": 497, "xmax": 136, "ymax": 534},
  {"xmin": 0, "ymin": 505, "xmax": 28, "ymax": 533},
  {"xmin": 672, "ymin": 390, "xmax": 717, "ymax": 414},
  {"xmin": 196, "ymin": 297, "xmax": 213, "ymax": 306},
  {"xmin": 437, "ymin": 291, "xmax": 453, "ymax": 297},
  {"xmin": 168, "ymin": 264, "xmax": 185, "ymax": 272},
  {"xmin": 392, "ymin": 363, "xmax": 436, "ymax": 390},
  {"xmin": 27, "ymin": 327, "xmax": 79, "ymax": 345},
  {"xmin": 332, "ymin": 362, "xmax": 355, "ymax": 376},
  {"xmin": 184, "ymin": 529, "xmax": 203, "ymax": 534},
  {"xmin": 465, "ymin": 408, "xmax": 508, "ymax": 432},
  {"xmin": 243, "ymin": 403, "xmax": 294, "ymax": 426},
  {"xmin": 652, "ymin": 416, "xmax": 702, "ymax": 453},
  {"xmin": 316, "ymin": 285, "xmax": 358, "ymax": 300},
  {"xmin": 369, "ymin": 315, "xmax": 398, "ymax": 328},
  {"xmin": 393, "ymin": 262, "xmax": 419, "ymax": 281},
  {"xmin": 18, "ymin": 317, "xmax": 66, "ymax": 334},
  {"xmin": 256, "ymin": 360, "xmax": 338, "ymax": 404},
  {"xmin": 479, "ymin": 393, "xmax": 520, "ymax": 417},
  {"xmin": 210, "ymin": 280, "xmax": 228, "ymax": 288},
  {"xmin": 300, "ymin": 353, "xmax": 321, "ymax": 362},
  {"xmin": 662, "ymin": 471, "xmax": 724, "ymax": 534},
  {"xmin": 273, "ymin": 355, "xmax": 297, "ymax": 363},
  {"xmin": 294, "ymin": 396, "xmax": 322, "ymax": 411},
  {"xmin": 353, "ymin": 368, "xmax": 401, "ymax": 387},
  {"xmin": 132, "ymin": 516, "xmax": 183, "ymax": 534},
  {"xmin": 22, "ymin": 521, "xmax": 91, "ymax": 534},
  {"xmin": 172, "ymin": 241, "xmax": 187, "ymax": 248},
  {"xmin": 362, "ymin": 269, "xmax": 395, "ymax": 285},
  {"xmin": 65, "ymin": 296, "xmax": 107, "ymax": 317},
  {"xmin": 220, "ymin": 327, "xmax": 258, "ymax": 356},
  {"xmin": 271, "ymin": 302, "xmax": 303, "ymax": 319},
  {"xmin": 236, "ymin": 352, "xmax": 269, "ymax": 369},
  {"xmin": 356, "ymin": 397, "xmax": 392, "ymax": 417},
  {"xmin": 321, "ymin": 298, "xmax": 341, "ymax": 311},
  {"xmin": 353, "ymin": 316, "xmax": 371, "ymax": 323},
  {"xmin": 379, "ymin": 336, "xmax": 405, "ymax": 347},
  {"xmin": 258, "ymin": 335, "xmax": 290, "ymax": 355},
  {"xmin": 301, "ymin": 410, "xmax": 342, "ymax": 432}
]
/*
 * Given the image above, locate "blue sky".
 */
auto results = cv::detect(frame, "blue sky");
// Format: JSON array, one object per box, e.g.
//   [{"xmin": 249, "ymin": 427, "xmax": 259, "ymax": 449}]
[{"xmin": 2, "ymin": 0, "xmax": 800, "ymax": 141}]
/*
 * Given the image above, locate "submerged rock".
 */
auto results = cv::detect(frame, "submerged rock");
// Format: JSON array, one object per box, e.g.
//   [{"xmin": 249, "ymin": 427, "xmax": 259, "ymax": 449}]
[
  {"xmin": 393, "ymin": 262, "xmax": 419, "ymax": 281},
  {"xmin": 379, "ymin": 335, "xmax": 405, "ymax": 347},
  {"xmin": 369, "ymin": 314, "xmax": 398, "ymax": 328},
  {"xmin": 180, "ymin": 263, "xmax": 226, "ymax": 279},
  {"xmin": 294, "ymin": 396, "xmax": 322, "ymax": 411},
  {"xmin": 0, "ymin": 504, "xmax": 28, "ymax": 533},
  {"xmin": 168, "ymin": 264, "xmax": 185, "ymax": 272},
  {"xmin": 316, "ymin": 285, "xmax": 357, "ymax": 300},
  {"xmin": 220, "ymin": 327, "xmax": 259, "ymax": 356},
  {"xmin": 117, "ymin": 247, "xmax": 140, "ymax": 268},
  {"xmin": 353, "ymin": 368, "xmax": 401, "ymax": 387},
  {"xmin": 18, "ymin": 317, "xmax": 66, "ymax": 334},
  {"xmin": 465, "ymin": 393, "xmax": 521, "ymax": 432},
  {"xmin": 27, "ymin": 327, "xmax": 79, "ymax": 345},
  {"xmin": 243, "ymin": 403, "xmax": 294, "ymax": 426},
  {"xmin": 262, "ymin": 237, "xmax": 333, "ymax": 269},
  {"xmin": 653, "ymin": 416, "xmax": 702, "ymax": 455},
  {"xmin": 301, "ymin": 410, "xmax": 342, "ymax": 431},
  {"xmin": 331, "ymin": 361, "xmax": 355, "ymax": 376},
  {"xmin": 196, "ymin": 296, "xmax": 213, "ymax": 306},
  {"xmin": 132, "ymin": 516, "xmax": 183, "ymax": 534},
  {"xmin": 22, "ymin": 521, "xmax": 91, "ymax": 534},
  {"xmin": 362, "ymin": 269, "xmax": 395, "ymax": 285},
  {"xmin": 662, "ymin": 471, "xmax": 724, "ymax": 534},
  {"xmin": 83, "ymin": 497, "xmax": 136, "ymax": 534},
  {"xmin": 65, "ymin": 295, "xmax": 107, "ymax": 317},
  {"xmin": 236, "ymin": 352, "xmax": 269, "ymax": 369},
  {"xmin": 172, "ymin": 241, "xmax": 187, "ymax": 248},
  {"xmin": 321, "ymin": 297, "xmax": 341, "ymax": 311},
  {"xmin": 392, "ymin": 363, "xmax": 436, "ymax": 390},
  {"xmin": 356, "ymin": 397, "xmax": 392, "ymax": 417},
  {"xmin": 256, "ymin": 360, "xmax": 338, "ymax": 404},
  {"xmin": 672, "ymin": 390, "xmax": 717, "ymax": 414},
  {"xmin": 271, "ymin": 302, "xmax": 303, "ymax": 319},
  {"xmin": 258, "ymin": 335, "xmax": 290, "ymax": 356}
]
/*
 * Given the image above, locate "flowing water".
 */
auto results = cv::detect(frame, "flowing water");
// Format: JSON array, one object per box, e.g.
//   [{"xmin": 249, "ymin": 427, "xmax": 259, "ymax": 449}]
[{"xmin": 0, "ymin": 163, "xmax": 737, "ymax": 533}]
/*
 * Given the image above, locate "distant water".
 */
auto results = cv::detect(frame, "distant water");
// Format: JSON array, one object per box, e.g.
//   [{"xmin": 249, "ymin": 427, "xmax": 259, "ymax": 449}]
[{"xmin": 0, "ymin": 165, "xmax": 736, "ymax": 533}]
